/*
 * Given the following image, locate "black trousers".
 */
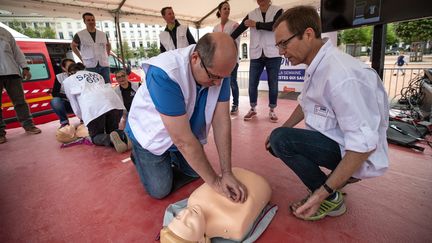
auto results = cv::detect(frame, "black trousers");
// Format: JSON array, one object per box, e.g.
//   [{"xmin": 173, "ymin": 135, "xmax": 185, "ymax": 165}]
[{"xmin": 87, "ymin": 109, "xmax": 123, "ymax": 146}]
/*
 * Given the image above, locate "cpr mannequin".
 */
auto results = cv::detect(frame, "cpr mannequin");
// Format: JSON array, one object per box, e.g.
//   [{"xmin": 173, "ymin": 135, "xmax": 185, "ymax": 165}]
[
  {"xmin": 160, "ymin": 167, "xmax": 272, "ymax": 242},
  {"xmin": 56, "ymin": 123, "xmax": 89, "ymax": 143}
]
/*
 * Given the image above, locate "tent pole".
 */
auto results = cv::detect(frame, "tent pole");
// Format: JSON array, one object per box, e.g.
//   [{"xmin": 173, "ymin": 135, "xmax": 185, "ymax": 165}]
[{"xmin": 115, "ymin": 12, "xmax": 126, "ymax": 71}]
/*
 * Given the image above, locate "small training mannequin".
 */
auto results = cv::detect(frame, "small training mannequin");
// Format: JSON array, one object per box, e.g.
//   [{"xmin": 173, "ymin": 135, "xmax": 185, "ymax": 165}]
[{"xmin": 160, "ymin": 167, "xmax": 271, "ymax": 242}]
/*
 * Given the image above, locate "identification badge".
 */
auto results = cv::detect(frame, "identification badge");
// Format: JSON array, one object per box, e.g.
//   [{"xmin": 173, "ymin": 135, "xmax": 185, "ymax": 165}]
[{"xmin": 314, "ymin": 105, "xmax": 328, "ymax": 117}]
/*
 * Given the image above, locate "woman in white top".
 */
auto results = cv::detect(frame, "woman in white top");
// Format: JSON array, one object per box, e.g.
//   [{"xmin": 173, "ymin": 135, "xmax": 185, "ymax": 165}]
[
  {"xmin": 231, "ymin": 0, "xmax": 283, "ymax": 123},
  {"xmin": 213, "ymin": 1, "xmax": 240, "ymax": 115}
]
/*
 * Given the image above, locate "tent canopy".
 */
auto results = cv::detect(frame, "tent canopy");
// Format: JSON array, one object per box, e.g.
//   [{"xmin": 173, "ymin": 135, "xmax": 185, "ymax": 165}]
[{"xmin": 0, "ymin": 0, "xmax": 319, "ymax": 27}]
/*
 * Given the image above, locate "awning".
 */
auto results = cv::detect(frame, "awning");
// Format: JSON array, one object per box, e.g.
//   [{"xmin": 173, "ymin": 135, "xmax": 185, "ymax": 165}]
[{"xmin": 0, "ymin": 0, "xmax": 319, "ymax": 27}]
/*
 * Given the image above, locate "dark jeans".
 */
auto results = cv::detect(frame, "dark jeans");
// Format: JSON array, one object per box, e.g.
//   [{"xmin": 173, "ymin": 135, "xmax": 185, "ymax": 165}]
[
  {"xmin": 125, "ymin": 123, "xmax": 199, "ymax": 199},
  {"xmin": 248, "ymin": 56, "xmax": 281, "ymax": 109},
  {"xmin": 230, "ymin": 63, "xmax": 239, "ymax": 107},
  {"xmin": 87, "ymin": 109, "xmax": 122, "ymax": 146},
  {"xmin": 0, "ymin": 75, "xmax": 34, "ymax": 135},
  {"xmin": 269, "ymin": 127, "xmax": 342, "ymax": 192},
  {"xmin": 86, "ymin": 65, "xmax": 111, "ymax": 84},
  {"xmin": 50, "ymin": 97, "xmax": 73, "ymax": 125}
]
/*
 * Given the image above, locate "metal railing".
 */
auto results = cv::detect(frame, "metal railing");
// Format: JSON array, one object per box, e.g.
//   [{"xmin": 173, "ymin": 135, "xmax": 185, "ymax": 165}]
[{"xmin": 236, "ymin": 68, "xmax": 429, "ymax": 102}]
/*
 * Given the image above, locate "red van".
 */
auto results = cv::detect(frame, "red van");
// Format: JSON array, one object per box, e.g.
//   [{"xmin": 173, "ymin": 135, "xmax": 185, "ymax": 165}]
[{"xmin": 2, "ymin": 38, "xmax": 141, "ymax": 128}]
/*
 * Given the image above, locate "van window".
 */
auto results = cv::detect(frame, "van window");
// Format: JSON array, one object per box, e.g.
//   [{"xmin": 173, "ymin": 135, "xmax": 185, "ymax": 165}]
[{"xmin": 24, "ymin": 54, "xmax": 50, "ymax": 82}]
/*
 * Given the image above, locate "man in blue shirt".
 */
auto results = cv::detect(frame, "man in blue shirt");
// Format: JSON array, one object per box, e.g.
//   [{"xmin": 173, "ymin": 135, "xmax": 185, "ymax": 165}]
[{"xmin": 126, "ymin": 32, "xmax": 247, "ymax": 202}]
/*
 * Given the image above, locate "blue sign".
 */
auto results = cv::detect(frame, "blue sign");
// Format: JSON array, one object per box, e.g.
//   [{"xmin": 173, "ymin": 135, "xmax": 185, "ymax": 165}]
[{"xmin": 259, "ymin": 68, "xmax": 305, "ymax": 82}]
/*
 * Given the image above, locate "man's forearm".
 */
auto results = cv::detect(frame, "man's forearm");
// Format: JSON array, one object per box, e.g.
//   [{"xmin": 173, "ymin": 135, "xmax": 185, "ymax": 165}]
[
  {"xmin": 326, "ymin": 150, "xmax": 372, "ymax": 190},
  {"xmin": 212, "ymin": 103, "xmax": 232, "ymax": 174},
  {"xmin": 71, "ymin": 46, "xmax": 83, "ymax": 62},
  {"xmin": 282, "ymin": 104, "xmax": 304, "ymax": 128}
]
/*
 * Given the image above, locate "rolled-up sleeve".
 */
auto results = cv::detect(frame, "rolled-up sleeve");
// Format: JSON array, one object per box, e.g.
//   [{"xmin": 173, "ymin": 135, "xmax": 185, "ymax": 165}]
[{"xmin": 330, "ymin": 78, "xmax": 381, "ymax": 152}]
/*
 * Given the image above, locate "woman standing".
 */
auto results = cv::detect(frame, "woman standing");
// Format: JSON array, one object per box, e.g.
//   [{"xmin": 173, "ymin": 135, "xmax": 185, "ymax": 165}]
[
  {"xmin": 213, "ymin": 1, "xmax": 240, "ymax": 115},
  {"xmin": 231, "ymin": 0, "xmax": 282, "ymax": 122}
]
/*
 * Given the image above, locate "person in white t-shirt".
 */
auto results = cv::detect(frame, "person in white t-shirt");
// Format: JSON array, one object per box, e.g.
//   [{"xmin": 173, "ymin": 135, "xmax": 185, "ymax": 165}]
[
  {"xmin": 63, "ymin": 63, "xmax": 130, "ymax": 153},
  {"xmin": 267, "ymin": 6, "xmax": 389, "ymax": 221},
  {"xmin": 213, "ymin": 1, "xmax": 240, "ymax": 115}
]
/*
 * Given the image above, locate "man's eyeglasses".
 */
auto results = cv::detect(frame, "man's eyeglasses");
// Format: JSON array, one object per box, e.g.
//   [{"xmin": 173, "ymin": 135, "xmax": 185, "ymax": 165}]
[
  {"xmin": 197, "ymin": 52, "xmax": 225, "ymax": 80},
  {"xmin": 116, "ymin": 74, "xmax": 126, "ymax": 79},
  {"xmin": 275, "ymin": 33, "xmax": 298, "ymax": 50}
]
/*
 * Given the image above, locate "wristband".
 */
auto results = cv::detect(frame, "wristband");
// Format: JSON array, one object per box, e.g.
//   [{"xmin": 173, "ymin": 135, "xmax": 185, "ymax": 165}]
[{"xmin": 323, "ymin": 183, "xmax": 334, "ymax": 194}]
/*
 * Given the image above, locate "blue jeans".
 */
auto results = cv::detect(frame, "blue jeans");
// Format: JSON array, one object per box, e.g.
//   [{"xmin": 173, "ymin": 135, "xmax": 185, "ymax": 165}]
[
  {"xmin": 125, "ymin": 124, "xmax": 199, "ymax": 199},
  {"xmin": 269, "ymin": 127, "xmax": 342, "ymax": 191},
  {"xmin": 50, "ymin": 97, "xmax": 73, "ymax": 125},
  {"xmin": 230, "ymin": 63, "xmax": 239, "ymax": 107},
  {"xmin": 248, "ymin": 57, "xmax": 281, "ymax": 108},
  {"xmin": 86, "ymin": 65, "xmax": 111, "ymax": 84}
]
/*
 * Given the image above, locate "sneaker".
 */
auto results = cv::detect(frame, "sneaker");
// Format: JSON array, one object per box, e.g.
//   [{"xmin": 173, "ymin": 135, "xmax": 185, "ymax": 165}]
[
  {"xmin": 117, "ymin": 129, "xmax": 132, "ymax": 151},
  {"xmin": 0, "ymin": 134, "xmax": 6, "ymax": 144},
  {"xmin": 244, "ymin": 109, "xmax": 257, "ymax": 121},
  {"xmin": 24, "ymin": 125, "xmax": 42, "ymax": 134},
  {"xmin": 230, "ymin": 105, "xmax": 239, "ymax": 115},
  {"xmin": 302, "ymin": 191, "xmax": 346, "ymax": 221},
  {"xmin": 269, "ymin": 111, "xmax": 278, "ymax": 123},
  {"xmin": 110, "ymin": 130, "xmax": 128, "ymax": 153}
]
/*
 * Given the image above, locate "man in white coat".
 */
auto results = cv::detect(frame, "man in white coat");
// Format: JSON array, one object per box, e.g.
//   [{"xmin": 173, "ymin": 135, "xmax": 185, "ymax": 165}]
[
  {"xmin": 71, "ymin": 12, "xmax": 111, "ymax": 83},
  {"xmin": 63, "ymin": 63, "xmax": 129, "ymax": 153},
  {"xmin": 267, "ymin": 6, "xmax": 389, "ymax": 221}
]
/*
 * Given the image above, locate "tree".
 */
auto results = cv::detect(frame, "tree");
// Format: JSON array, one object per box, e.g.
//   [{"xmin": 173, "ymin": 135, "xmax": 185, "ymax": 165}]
[
  {"xmin": 340, "ymin": 27, "xmax": 369, "ymax": 56},
  {"xmin": 136, "ymin": 46, "xmax": 147, "ymax": 59},
  {"xmin": 8, "ymin": 20, "xmax": 24, "ymax": 33},
  {"xmin": 146, "ymin": 42, "xmax": 160, "ymax": 58},
  {"xmin": 394, "ymin": 18, "xmax": 432, "ymax": 43},
  {"xmin": 41, "ymin": 27, "xmax": 56, "ymax": 39},
  {"xmin": 114, "ymin": 42, "xmax": 134, "ymax": 61}
]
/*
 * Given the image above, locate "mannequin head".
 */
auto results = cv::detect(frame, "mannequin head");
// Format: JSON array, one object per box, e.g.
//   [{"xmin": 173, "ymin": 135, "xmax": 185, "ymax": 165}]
[
  {"xmin": 167, "ymin": 205, "xmax": 206, "ymax": 242},
  {"xmin": 56, "ymin": 125, "xmax": 77, "ymax": 143},
  {"xmin": 163, "ymin": 168, "xmax": 271, "ymax": 241}
]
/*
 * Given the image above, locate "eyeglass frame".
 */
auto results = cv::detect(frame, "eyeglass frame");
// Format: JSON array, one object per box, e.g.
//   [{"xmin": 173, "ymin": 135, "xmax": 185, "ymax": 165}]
[
  {"xmin": 275, "ymin": 32, "xmax": 299, "ymax": 50},
  {"xmin": 197, "ymin": 52, "xmax": 227, "ymax": 80}
]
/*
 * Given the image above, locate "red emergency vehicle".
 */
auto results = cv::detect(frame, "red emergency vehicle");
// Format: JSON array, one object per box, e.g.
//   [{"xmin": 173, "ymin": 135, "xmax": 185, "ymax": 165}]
[{"xmin": 2, "ymin": 38, "xmax": 141, "ymax": 128}]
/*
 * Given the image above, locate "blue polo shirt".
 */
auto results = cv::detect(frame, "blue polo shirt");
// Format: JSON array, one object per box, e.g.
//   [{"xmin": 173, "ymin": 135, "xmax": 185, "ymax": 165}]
[{"xmin": 146, "ymin": 66, "xmax": 230, "ymax": 150}]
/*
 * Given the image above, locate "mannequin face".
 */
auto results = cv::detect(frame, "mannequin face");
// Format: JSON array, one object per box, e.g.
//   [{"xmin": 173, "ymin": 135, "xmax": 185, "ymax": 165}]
[{"xmin": 168, "ymin": 205, "xmax": 205, "ymax": 242}]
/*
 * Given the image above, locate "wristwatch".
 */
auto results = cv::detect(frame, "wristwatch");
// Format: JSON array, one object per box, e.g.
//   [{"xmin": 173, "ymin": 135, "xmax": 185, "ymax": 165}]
[{"xmin": 322, "ymin": 183, "xmax": 335, "ymax": 194}]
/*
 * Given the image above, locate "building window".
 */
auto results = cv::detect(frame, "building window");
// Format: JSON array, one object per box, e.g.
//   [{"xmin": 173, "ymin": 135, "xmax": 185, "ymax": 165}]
[
  {"xmin": 21, "ymin": 23, "xmax": 26, "ymax": 28},
  {"xmin": 45, "ymin": 22, "xmax": 50, "ymax": 27},
  {"xmin": 33, "ymin": 22, "xmax": 38, "ymax": 28},
  {"xmin": 139, "ymin": 41, "xmax": 143, "ymax": 47},
  {"xmin": 104, "ymin": 23, "xmax": 108, "ymax": 28},
  {"xmin": 121, "ymin": 23, "xmax": 125, "ymax": 28},
  {"xmin": 59, "ymin": 32, "xmax": 64, "ymax": 39},
  {"xmin": 67, "ymin": 22, "xmax": 72, "ymax": 28},
  {"xmin": 132, "ymin": 42, "xmax": 136, "ymax": 48},
  {"xmin": 68, "ymin": 32, "xmax": 73, "ymax": 39},
  {"xmin": 146, "ymin": 41, "xmax": 151, "ymax": 47},
  {"xmin": 23, "ymin": 54, "xmax": 50, "ymax": 82},
  {"xmin": 106, "ymin": 32, "xmax": 110, "ymax": 38},
  {"xmin": 129, "ymin": 23, "xmax": 133, "ymax": 28},
  {"xmin": 138, "ymin": 30, "xmax": 142, "ymax": 37},
  {"xmin": 77, "ymin": 23, "xmax": 82, "ymax": 29},
  {"xmin": 242, "ymin": 43, "xmax": 248, "ymax": 59}
]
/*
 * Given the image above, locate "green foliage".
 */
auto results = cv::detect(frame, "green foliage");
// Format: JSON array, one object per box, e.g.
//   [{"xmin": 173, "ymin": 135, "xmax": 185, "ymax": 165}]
[
  {"xmin": 136, "ymin": 46, "xmax": 147, "ymax": 58},
  {"xmin": 340, "ymin": 27, "xmax": 369, "ymax": 45},
  {"xmin": 394, "ymin": 18, "xmax": 432, "ymax": 43},
  {"xmin": 114, "ymin": 42, "xmax": 134, "ymax": 60},
  {"xmin": 7, "ymin": 20, "xmax": 56, "ymax": 39},
  {"xmin": 146, "ymin": 42, "xmax": 160, "ymax": 58},
  {"xmin": 8, "ymin": 20, "xmax": 24, "ymax": 33}
]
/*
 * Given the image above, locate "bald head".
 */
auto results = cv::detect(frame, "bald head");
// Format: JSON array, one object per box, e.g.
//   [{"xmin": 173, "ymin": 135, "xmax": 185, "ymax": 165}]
[{"xmin": 192, "ymin": 32, "xmax": 238, "ymax": 87}]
